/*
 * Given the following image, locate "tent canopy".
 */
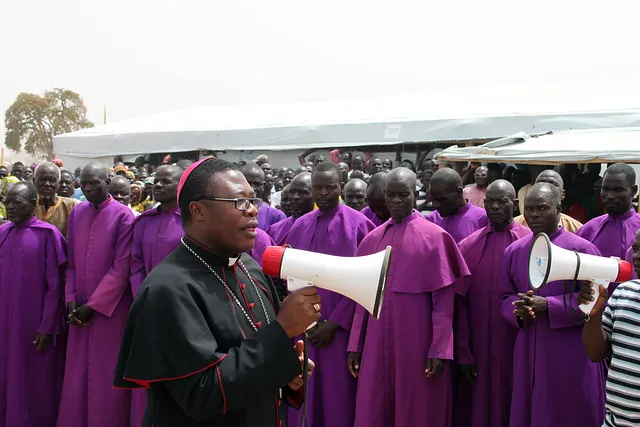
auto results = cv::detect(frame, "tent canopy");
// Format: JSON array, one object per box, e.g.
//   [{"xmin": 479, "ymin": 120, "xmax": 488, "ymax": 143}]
[
  {"xmin": 53, "ymin": 83, "xmax": 640, "ymax": 159},
  {"xmin": 435, "ymin": 128, "xmax": 640, "ymax": 164}
]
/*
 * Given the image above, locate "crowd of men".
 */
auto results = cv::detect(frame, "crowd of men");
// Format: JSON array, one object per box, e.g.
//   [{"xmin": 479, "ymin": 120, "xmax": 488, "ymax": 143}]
[{"xmin": 0, "ymin": 148, "xmax": 639, "ymax": 427}]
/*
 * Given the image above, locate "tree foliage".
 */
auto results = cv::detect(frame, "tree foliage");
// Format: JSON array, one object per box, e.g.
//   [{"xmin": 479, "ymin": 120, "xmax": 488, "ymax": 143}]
[{"xmin": 4, "ymin": 88, "xmax": 94, "ymax": 159}]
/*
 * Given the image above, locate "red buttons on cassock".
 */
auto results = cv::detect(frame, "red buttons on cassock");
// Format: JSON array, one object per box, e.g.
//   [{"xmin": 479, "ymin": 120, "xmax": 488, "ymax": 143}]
[
  {"xmin": 256, "ymin": 321, "xmax": 262, "ymax": 328},
  {"xmin": 249, "ymin": 303, "xmax": 255, "ymax": 309},
  {"xmin": 240, "ymin": 283, "xmax": 246, "ymax": 289}
]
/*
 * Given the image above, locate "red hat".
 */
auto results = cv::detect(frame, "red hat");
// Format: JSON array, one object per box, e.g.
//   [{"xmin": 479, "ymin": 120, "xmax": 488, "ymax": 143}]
[{"xmin": 176, "ymin": 156, "xmax": 216, "ymax": 205}]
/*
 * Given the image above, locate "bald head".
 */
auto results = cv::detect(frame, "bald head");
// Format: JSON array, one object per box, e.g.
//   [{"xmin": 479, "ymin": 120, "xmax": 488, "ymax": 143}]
[
  {"xmin": 485, "ymin": 180, "xmax": 517, "ymax": 229},
  {"xmin": 289, "ymin": 172, "xmax": 314, "ymax": 217},
  {"xmin": 344, "ymin": 178, "xmax": 368, "ymax": 211},
  {"xmin": 486, "ymin": 179, "xmax": 516, "ymax": 200},
  {"xmin": 344, "ymin": 178, "xmax": 367, "ymax": 193},
  {"xmin": 386, "ymin": 167, "xmax": 417, "ymax": 188},
  {"xmin": 431, "ymin": 167, "xmax": 463, "ymax": 191},
  {"xmin": 429, "ymin": 168, "xmax": 466, "ymax": 217},
  {"xmin": 385, "ymin": 166, "xmax": 417, "ymax": 222},
  {"xmin": 81, "ymin": 162, "xmax": 109, "ymax": 181},
  {"xmin": 524, "ymin": 182, "xmax": 562, "ymax": 235},
  {"xmin": 240, "ymin": 163, "xmax": 265, "ymax": 195},
  {"xmin": 35, "ymin": 162, "xmax": 61, "ymax": 180},
  {"xmin": 5, "ymin": 181, "xmax": 37, "ymax": 225},
  {"xmin": 80, "ymin": 162, "xmax": 110, "ymax": 206},
  {"xmin": 157, "ymin": 164, "xmax": 183, "ymax": 181},
  {"xmin": 367, "ymin": 171, "xmax": 388, "ymax": 192},
  {"xmin": 291, "ymin": 172, "xmax": 311, "ymax": 188},
  {"xmin": 536, "ymin": 169, "xmax": 564, "ymax": 190},
  {"xmin": 109, "ymin": 175, "xmax": 132, "ymax": 206},
  {"xmin": 527, "ymin": 182, "xmax": 562, "ymax": 205}
]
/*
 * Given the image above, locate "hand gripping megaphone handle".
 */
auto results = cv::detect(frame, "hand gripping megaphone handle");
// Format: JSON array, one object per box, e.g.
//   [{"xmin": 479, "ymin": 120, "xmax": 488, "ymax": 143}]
[{"xmin": 579, "ymin": 279, "xmax": 608, "ymax": 315}]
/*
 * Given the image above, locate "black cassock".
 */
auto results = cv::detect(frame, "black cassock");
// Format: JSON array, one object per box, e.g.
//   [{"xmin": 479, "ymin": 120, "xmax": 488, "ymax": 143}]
[{"xmin": 114, "ymin": 237, "xmax": 303, "ymax": 427}]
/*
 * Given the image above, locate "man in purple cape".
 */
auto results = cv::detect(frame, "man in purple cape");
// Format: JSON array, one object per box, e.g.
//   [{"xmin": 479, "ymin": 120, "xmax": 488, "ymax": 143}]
[
  {"xmin": 266, "ymin": 173, "xmax": 313, "ymax": 245},
  {"xmin": 498, "ymin": 183, "xmax": 605, "ymax": 427},
  {"xmin": 285, "ymin": 162, "xmax": 375, "ymax": 427},
  {"xmin": 576, "ymin": 163, "xmax": 640, "ymax": 292},
  {"xmin": 454, "ymin": 180, "xmax": 531, "ymax": 427},
  {"xmin": 130, "ymin": 165, "xmax": 184, "ymax": 296},
  {"xmin": 347, "ymin": 168, "xmax": 470, "ymax": 427},
  {"xmin": 360, "ymin": 171, "xmax": 390, "ymax": 227},
  {"xmin": 427, "ymin": 168, "xmax": 489, "ymax": 242},
  {"xmin": 241, "ymin": 163, "xmax": 285, "ymax": 230},
  {"xmin": 343, "ymin": 178, "xmax": 367, "ymax": 211},
  {"xmin": 0, "ymin": 182, "xmax": 67, "ymax": 427},
  {"xmin": 129, "ymin": 165, "xmax": 183, "ymax": 427},
  {"xmin": 57, "ymin": 163, "xmax": 135, "ymax": 427}
]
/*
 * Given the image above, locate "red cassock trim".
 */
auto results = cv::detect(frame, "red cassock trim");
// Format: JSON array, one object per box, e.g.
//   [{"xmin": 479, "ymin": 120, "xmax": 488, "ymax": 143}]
[
  {"xmin": 123, "ymin": 354, "xmax": 228, "ymax": 388},
  {"xmin": 216, "ymin": 365, "xmax": 227, "ymax": 414}
]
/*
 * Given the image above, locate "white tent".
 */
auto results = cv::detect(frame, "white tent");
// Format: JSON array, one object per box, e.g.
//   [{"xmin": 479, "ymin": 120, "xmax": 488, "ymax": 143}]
[
  {"xmin": 53, "ymin": 80, "xmax": 640, "ymax": 169},
  {"xmin": 435, "ymin": 128, "xmax": 640, "ymax": 164}
]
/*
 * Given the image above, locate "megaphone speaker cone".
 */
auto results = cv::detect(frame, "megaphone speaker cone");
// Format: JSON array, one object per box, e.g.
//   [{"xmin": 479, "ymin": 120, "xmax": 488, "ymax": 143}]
[{"xmin": 528, "ymin": 233, "xmax": 552, "ymax": 290}]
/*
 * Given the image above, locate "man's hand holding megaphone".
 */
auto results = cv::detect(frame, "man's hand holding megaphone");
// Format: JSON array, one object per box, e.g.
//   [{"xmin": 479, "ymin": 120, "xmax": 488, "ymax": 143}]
[
  {"xmin": 276, "ymin": 287, "xmax": 322, "ymax": 338},
  {"xmin": 577, "ymin": 282, "xmax": 610, "ymax": 317}
]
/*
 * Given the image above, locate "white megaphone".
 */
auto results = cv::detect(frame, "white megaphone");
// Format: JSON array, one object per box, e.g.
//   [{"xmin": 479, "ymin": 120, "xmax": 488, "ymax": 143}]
[
  {"xmin": 528, "ymin": 232, "xmax": 633, "ymax": 314},
  {"xmin": 262, "ymin": 245, "xmax": 392, "ymax": 325}
]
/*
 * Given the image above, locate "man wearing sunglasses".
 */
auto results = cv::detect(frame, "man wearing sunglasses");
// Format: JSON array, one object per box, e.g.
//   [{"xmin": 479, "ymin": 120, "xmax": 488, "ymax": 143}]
[{"xmin": 114, "ymin": 158, "xmax": 321, "ymax": 427}]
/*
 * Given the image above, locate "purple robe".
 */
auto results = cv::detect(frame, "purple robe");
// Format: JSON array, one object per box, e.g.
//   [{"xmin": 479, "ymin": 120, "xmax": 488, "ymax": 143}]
[
  {"xmin": 257, "ymin": 204, "xmax": 286, "ymax": 230},
  {"xmin": 361, "ymin": 206, "xmax": 384, "ymax": 227},
  {"xmin": 265, "ymin": 216, "xmax": 296, "ymax": 245},
  {"xmin": 128, "ymin": 206, "xmax": 182, "ymax": 427},
  {"xmin": 0, "ymin": 217, "xmax": 67, "ymax": 427},
  {"xmin": 625, "ymin": 246, "xmax": 638, "ymax": 279},
  {"xmin": 497, "ymin": 227, "xmax": 606, "ymax": 427},
  {"xmin": 426, "ymin": 202, "xmax": 490, "ymax": 243},
  {"xmin": 454, "ymin": 222, "xmax": 531, "ymax": 427},
  {"xmin": 348, "ymin": 211, "xmax": 470, "ymax": 427},
  {"xmin": 130, "ymin": 206, "xmax": 183, "ymax": 297},
  {"xmin": 576, "ymin": 209, "xmax": 640, "ymax": 292},
  {"xmin": 57, "ymin": 197, "xmax": 134, "ymax": 427},
  {"xmin": 247, "ymin": 228, "xmax": 275, "ymax": 267},
  {"xmin": 285, "ymin": 203, "xmax": 375, "ymax": 427}
]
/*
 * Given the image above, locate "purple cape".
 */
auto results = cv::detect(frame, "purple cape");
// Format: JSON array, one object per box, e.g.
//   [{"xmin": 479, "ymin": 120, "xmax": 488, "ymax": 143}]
[
  {"xmin": 625, "ymin": 246, "xmax": 638, "ymax": 279},
  {"xmin": 360, "ymin": 206, "xmax": 384, "ymax": 227},
  {"xmin": 247, "ymin": 228, "xmax": 275, "ymax": 267},
  {"xmin": 129, "ymin": 205, "xmax": 182, "ymax": 427},
  {"xmin": 266, "ymin": 216, "xmax": 296, "ymax": 246},
  {"xmin": 0, "ymin": 217, "xmax": 67, "ymax": 427},
  {"xmin": 454, "ymin": 222, "xmax": 531, "ymax": 427},
  {"xmin": 57, "ymin": 197, "xmax": 134, "ymax": 427},
  {"xmin": 285, "ymin": 203, "xmax": 375, "ymax": 427},
  {"xmin": 576, "ymin": 209, "xmax": 640, "ymax": 292},
  {"xmin": 497, "ymin": 227, "xmax": 606, "ymax": 427},
  {"xmin": 130, "ymin": 206, "xmax": 183, "ymax": 297},
  {"xmin": 426, "ymin": 202, "xmax": 490, "ymax": 243},
  {"xmin": 347, "ymin": 211, "xmax": 470, "ymax": 427},
  {"xmin": 258, "ymin": 204, "xmax": 286, "ymax": 230}
]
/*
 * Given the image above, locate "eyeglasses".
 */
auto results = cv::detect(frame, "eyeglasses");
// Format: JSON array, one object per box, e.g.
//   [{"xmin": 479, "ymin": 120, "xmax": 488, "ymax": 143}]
[{"xmin": 198, "ymin": 197, "xmax": 263, "ymax": 211}]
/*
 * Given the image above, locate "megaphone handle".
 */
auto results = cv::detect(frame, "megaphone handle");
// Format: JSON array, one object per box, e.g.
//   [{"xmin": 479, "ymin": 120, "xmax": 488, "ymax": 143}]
[{"xmin": 579, "ymin": 280, "xmax": 608, "ymax": 315}]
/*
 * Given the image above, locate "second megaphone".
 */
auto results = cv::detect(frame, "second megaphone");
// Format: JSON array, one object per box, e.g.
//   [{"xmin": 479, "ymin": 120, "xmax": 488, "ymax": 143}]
[
  {"xmin": 528, "ymin": 232, "xmax": 633, "ymax": 314},
  {"xmin": 262, "ymin": 245, "xmax": 392, "ymax": 319}
]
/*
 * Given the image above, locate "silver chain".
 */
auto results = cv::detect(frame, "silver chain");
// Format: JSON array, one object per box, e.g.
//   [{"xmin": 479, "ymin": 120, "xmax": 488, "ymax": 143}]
[{"xmin": 181, "ymin": 238, "xmax": 270, "ymax": 332}]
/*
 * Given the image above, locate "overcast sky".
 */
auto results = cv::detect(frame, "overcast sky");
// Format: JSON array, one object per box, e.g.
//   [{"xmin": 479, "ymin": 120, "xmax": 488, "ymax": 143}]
[{"xmin": 1, "ymin": 0, "xmax": 638, "ymax": 161}]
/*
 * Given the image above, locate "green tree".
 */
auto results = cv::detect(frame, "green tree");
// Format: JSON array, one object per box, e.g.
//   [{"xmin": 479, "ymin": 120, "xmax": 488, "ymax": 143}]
[{"xmin": 4, "ymin": 88, "xmax": 94, "ymax": 159}]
